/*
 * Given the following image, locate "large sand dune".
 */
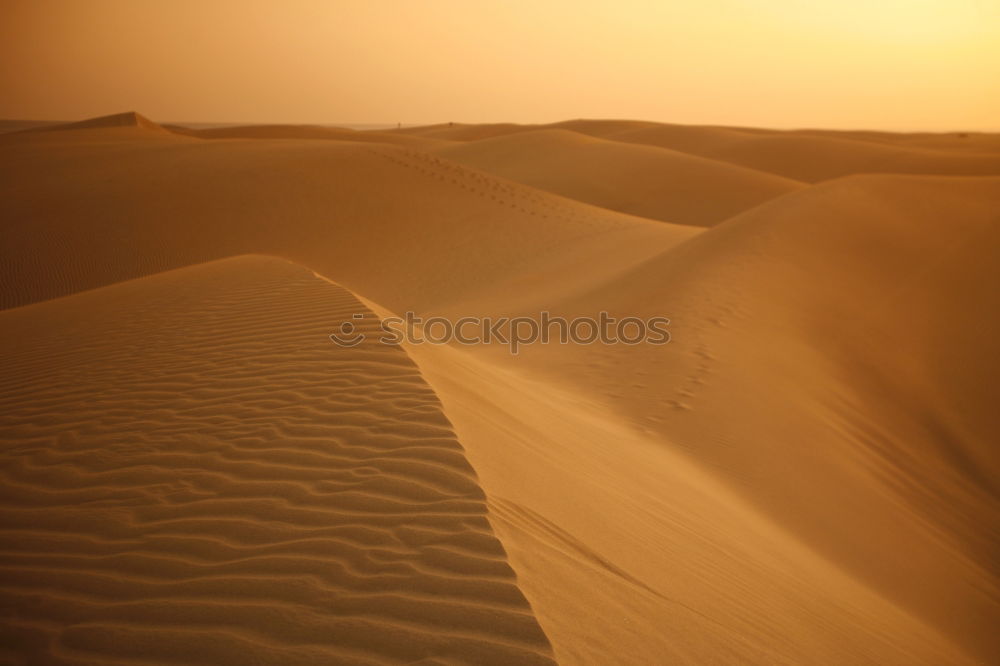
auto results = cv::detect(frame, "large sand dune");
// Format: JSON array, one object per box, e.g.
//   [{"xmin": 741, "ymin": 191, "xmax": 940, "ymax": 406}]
[
  {"xmin": 0, "ymin": 255, "xmax": 554, "ymax": 665},
  {"xmin": 1, "ymin": 114, "xmax": 998, "ymax": 664},
  {"xmin": 481, "ymin": 173, "xmax": 1000, "ymax": 662}
]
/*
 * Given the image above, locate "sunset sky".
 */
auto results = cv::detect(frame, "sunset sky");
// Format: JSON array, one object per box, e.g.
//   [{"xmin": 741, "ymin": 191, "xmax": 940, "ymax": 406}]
[{"xmin": 2, "ymin": 0, "xmax": 998, "ymax": 130}]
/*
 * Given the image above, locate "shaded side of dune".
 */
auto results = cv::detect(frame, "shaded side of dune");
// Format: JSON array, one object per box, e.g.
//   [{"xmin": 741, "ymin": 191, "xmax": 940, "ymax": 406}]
[{"xmin": 0, "ymin": 255, "xmax": 554, "ymax": 665}]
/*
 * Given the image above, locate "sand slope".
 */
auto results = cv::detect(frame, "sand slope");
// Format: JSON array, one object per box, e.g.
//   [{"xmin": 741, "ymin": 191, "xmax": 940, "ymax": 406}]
[
  {"xmin": 487, "ymin": 174, "xmax": 1000, "ymax": 663},
  {"xmin": 0, "ymin": 255, "xmax": 554, "ymax": 665},
  {"xmin": 391, "ymin": 334, "xmax": 973, "ymax": 666},
  {"xmin": 432, "ymin": 129, "xmax": 804, "ymax": 226}
]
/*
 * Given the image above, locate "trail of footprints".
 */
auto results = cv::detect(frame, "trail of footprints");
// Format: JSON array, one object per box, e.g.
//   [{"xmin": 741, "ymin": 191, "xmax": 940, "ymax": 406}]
[
  {"xmin": 662, "ymin": 291, "xmax": 743, "ymax": 414},
  {"xmin": 0, "ymin": 256, "xmax": 554, "ymax": 665},
  {"xmin": 372, "ymin": 146, "xmax": 620, "ymax": 229}
]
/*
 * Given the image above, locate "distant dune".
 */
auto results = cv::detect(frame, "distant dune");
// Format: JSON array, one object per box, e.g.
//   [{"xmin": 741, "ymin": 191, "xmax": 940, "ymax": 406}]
[
  {"xmin": 395, "ymin": 119, "xmax": 1000, "ymax": 182},
  {"xmin": 0, "ymin": 123, "xmax": 689, "ymax": 312},
  {"xmin": 391, "ymin": 122, "xmax": 529, "ymax": 142},
  {"xmin": 0, "ymin": 120, "xmax": 62, "ymax": 134},
  {"xmin": 432, "ymin": 128, "xmax": 804, "ymax": 226},
  {"xmin": 1, "ymin": 113, "xmax": 997, "ymax": 665},
  {"xmin": 168, "ymin": 123, "xmax": 450, "ymax": 150},
  {"xmin": 697, "ymin": 133, "xmax": 1000, "ymax": 181},
  {"xmin": 23, "ymin": 111, "xmax": 166, "ymax": 133}
]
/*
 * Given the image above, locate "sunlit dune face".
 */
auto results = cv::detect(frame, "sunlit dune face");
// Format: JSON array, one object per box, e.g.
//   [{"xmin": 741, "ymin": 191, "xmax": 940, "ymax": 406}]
[{"xmin": 0, "ymin": 0, "xmax": 997, "ymax": 130}]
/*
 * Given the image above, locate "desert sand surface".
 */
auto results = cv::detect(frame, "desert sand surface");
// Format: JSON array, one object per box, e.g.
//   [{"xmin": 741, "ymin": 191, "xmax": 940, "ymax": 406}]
[
  {"xmin": 0, "ymin": 255, "xmax": 554, "ymax": 665},
  {"xmin": 1, "ymin": 111, "xmax": 999, "ymax": 665}
]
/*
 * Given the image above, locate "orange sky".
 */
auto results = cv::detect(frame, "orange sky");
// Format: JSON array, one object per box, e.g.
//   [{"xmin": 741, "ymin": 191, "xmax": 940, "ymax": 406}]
[{"xmin": 1, "ymin": 0, "xmax": 998, "ymax": 130}]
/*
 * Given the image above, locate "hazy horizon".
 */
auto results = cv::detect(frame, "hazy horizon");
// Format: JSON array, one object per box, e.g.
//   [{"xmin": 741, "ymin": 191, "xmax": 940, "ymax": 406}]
[{"xmin": 2, "ymin": 0, "xmax": 998, "ymax": 132}]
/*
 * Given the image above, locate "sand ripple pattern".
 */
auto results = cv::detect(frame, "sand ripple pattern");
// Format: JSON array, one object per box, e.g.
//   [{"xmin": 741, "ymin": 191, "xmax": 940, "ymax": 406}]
[{"xmin": 0, "ymin": 255, "xmax": 554, "ymax": 665}]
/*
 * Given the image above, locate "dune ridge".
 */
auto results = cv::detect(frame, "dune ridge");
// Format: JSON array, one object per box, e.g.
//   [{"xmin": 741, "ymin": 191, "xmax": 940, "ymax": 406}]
[{"xmin": 0, "ymin": 255, "xmax": 554, "ymax": 665}]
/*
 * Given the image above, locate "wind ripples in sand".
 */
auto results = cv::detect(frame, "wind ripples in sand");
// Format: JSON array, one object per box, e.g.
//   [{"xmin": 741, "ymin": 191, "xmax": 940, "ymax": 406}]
[{"xmin": 0, "ymin": 255, "xmax": 554, "ymax": 666}]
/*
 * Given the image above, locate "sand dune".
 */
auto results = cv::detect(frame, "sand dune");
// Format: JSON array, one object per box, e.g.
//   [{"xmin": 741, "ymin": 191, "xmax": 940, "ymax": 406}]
[
  {"xmin": 1, "ymin": 113, "xmax": 997, "ymax": 664},
  {"xmin": 550, "ymin": 119, "xmax": 758, "ymax": 155},
  {"xmin": 0, "ymin": 121, "xmax": 690, "ymax": 312},
  {"xmin": 395, "ymin": 119, "xmax": 1000, "ymax": 182},
  {"xmin": 714, "ymin": 126, "xmax": 1000, "ymax": 155},
  {"xmin": 23, "ymin": 111, "xmax": 167, "ymax": 134},
  {"xmin": 168, "ymin": 124, "xmax": 450, "ymax": 150},
  {"xmin": 482, "ymin": 173, "xmax": 1000, "ymax": 663},
  {"xmin": 391, "ymin": 123, "xmax": 531, "ymax": 142},
  {"xmin": 0, "ymin": 255, "xmax": 554, "ymax": 665},
  {"xmin": 432, "ymin": 128, "xmax": 804, "ymax": 226},
  {"xmin": 392, "ymin": 331, "xmax": 973, "ymax": 666},
  {"xmin": 696, "ymin": 134, "xmax": 1000, "ymax": 182},
  {"xmin": 569, "ymin": 122, "xmax": 1000, "ymax": 181}
]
